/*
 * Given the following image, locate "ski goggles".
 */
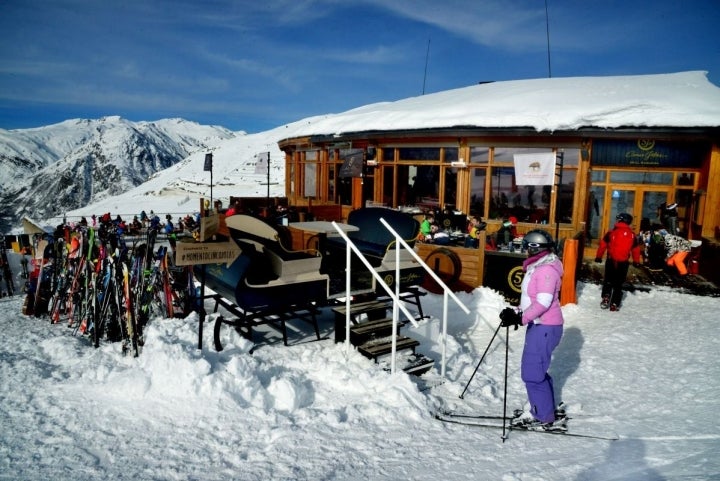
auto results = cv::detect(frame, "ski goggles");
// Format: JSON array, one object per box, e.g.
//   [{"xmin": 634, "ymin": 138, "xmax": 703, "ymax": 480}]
[{"xmin": 523, "ymin": 241, "xmax": 552, "ymax": 249}]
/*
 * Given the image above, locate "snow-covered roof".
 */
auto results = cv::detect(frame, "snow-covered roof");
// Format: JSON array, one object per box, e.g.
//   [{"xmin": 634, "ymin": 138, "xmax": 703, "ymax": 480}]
[
  {"xmin": 280, "ymin": 71, "xmax": 720, "ymax": 140},
  {"xmin": 21, "ymin": 216, "xmax": 53, "ymax": 235}
]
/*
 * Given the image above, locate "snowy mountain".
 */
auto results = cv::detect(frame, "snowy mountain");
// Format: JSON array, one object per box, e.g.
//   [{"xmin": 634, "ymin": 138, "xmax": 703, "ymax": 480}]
[
  {"xmin": 54, "ymin": 122, "xmax": 292, "ymax": 227},
  {"xmin": 0, "ymin": 117, "xmax": 240, "ymax": 232}
]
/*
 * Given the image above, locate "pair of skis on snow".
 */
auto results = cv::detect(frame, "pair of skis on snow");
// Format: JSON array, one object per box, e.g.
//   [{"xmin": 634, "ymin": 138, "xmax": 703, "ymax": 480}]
[{"xmin": 435, "ymin": 408, "xmax": 619, "ymax": 441}]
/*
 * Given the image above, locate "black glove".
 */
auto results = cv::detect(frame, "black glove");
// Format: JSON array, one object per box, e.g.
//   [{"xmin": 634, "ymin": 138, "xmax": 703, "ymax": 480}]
[
  {"xmin": 500, "ymin": 307, "xmax": 522, "ymax": 330},
  {"xmin": 594, "ymin": 257, "xmax": 603, "ymax": 263}
]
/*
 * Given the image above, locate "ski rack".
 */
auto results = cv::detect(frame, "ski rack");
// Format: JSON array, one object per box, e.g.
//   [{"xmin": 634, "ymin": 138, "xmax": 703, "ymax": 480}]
[{"xmin": 330, "ymin": 218, "xmax": 470, "ymax": 377}]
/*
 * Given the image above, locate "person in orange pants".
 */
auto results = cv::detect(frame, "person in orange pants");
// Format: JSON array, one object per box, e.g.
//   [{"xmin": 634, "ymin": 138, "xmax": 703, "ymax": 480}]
[
  {"xmin": 667, "ymin": 250, "xmax": 689, "ymax": 275},
  {"xmin": 663, "ymin": 232, "xmax": 693, "ymax": 276}
]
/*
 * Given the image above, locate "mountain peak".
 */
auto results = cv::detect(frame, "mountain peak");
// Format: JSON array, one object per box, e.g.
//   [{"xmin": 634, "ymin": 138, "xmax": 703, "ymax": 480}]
[{"xmin": 0, "ymin": 118, "xmax": 239, "ymax": 232}]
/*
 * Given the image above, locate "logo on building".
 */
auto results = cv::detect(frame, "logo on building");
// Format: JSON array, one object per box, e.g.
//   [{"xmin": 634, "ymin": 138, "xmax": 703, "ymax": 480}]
[
  {"xmin": 637, "ymin": 139, "xmax": 655, "ymax": 151},
  {"xmin": 508, "ymin": 266, "xmax": 524, "ymax": 293}
]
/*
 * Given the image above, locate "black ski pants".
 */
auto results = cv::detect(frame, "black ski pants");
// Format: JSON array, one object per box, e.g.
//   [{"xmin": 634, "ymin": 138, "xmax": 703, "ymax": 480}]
[{"xmin": 601, "ymin": 259, "xmax": 630, "ymax": 307}]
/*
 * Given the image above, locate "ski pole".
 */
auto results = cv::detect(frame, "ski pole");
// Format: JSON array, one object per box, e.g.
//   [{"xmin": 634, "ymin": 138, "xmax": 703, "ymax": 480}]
[
  {"xmin": 460, "ymin": 319, "xmax": 503, "ymax": 399},
  {"xmin": 502, "ymin": 324, "xmax": 510, "ymax": 442}
]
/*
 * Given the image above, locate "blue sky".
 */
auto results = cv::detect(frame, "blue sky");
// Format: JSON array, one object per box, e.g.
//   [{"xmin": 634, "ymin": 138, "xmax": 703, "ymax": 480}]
[{"xmin": 1, "ymin": 0, "xmax": 719, "ymax": 133}]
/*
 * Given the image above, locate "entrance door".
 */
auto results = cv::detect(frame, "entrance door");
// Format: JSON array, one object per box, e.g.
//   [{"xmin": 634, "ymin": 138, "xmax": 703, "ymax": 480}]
[
  {"xmin": 599, "ymin": 187, "xmax": 670, "ymax": 239},
  {"xmin": 638, "ymin": 190, "xmax": 668, "ymax": 230},
  {"xmin": 607, "ymin": 189, "xmax": 636, "ymax": 231}
]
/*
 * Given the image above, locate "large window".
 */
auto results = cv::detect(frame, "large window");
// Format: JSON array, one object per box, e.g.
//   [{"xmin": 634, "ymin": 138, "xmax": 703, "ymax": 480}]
[
  {"xmin": 443, "ymin": 147, "xmax": 459, "ymax": 163},
  {"xmin": 303, "ymin": 150, "xmax": 318, "ymax": 198},
  {"xmin": 587, "ymin": 187, "xmax": 604, "ymax": 241},
  {"xmin": 398, "ymin": 147, "xmax": 440, "ymax": 161},
  {"xmin": 470, "ymin": 146, "xmax": 489, "ymax": 164},
  {"xmin": 485, "ymin": 146, "xmax": 578, "ymax": 224},
  {"xmin": 443, "ymin": 166, "xmax": 459, "ymax": 210},
  {"xmin": 355, "ymin": 143, "xmax": 579, "ymax": 224},
  {"xmin": 490, "ymin": 147, "xmax": 554, "ymax": 223},
  {"xmin": 675, "ymin": 172, "xmax": 696, "ymax": 228},
  {"xmin": 379, "ymin": 146, "xmax": 461, "ymax": 210},
  {"xmin": 337, "ymin": 148, "xmax": 363, "ymax": 205},
  {"xmin": 609, "ymin": 171, "xmax": 673, "ymax": 185},
  {"xmin": 469, "ymin": 167, "xmax": 486, "ymax": 217}
]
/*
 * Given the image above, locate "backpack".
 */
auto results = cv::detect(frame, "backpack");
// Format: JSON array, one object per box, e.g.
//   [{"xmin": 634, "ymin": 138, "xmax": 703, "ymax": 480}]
[{"xmin": 646, "ymin": 232, "xmax": 666, "ymax": 269}]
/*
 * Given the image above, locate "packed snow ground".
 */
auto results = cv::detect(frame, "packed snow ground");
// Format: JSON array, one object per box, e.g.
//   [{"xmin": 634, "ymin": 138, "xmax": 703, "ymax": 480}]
[{"xmin": 1, "ymin": 278, "xmax": 718, "ymax": 481}]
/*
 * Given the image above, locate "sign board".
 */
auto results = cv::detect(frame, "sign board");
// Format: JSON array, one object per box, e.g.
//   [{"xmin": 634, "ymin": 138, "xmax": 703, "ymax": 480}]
[
  {"xmin": 483, "ymin": 251, "xmax": 525, "ymax": 306},
  {"xmin": 339, "ymin": 150, "xmax": 364, "ymax": 178},
  {"xmin": 200, "ymin": 212, "xmax": 219, "ymax": 242},
  {"xmin": 175, "ymin": 241, "xmax": 241, "ymax": 267},
  {"xmin": 592, "ymin": 139, "xmax": 708, "ymax": 168}
]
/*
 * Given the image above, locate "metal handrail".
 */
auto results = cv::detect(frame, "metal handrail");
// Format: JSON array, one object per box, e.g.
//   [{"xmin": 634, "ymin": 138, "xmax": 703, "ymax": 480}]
[{"xmin": 331, "ymin": 218, "xmax": 470, "ymax": 377}]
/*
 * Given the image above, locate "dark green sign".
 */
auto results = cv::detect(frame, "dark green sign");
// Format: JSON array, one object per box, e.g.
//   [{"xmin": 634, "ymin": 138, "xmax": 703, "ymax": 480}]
[{"xmin": 593, "ymin": 139, "xmax": 708, "ymax": 168}]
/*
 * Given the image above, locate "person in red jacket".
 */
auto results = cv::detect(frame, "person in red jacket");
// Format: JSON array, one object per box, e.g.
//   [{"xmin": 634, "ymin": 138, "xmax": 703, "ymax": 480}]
[{"xmin": 594, "ymin": 213, "xmax": 642, "ymax": 311}]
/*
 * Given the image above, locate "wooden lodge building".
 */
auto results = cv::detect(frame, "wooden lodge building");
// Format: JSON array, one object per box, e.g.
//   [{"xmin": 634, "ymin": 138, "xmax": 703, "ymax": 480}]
[{"xmin": 274, "ymin": 71, "xmax": 720, "ymax": 294}]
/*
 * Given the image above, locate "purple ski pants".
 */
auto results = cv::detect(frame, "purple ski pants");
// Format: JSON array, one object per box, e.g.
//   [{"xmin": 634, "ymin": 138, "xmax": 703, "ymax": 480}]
[{"xmin": 521, "ymin": 323, "xmax": 563, "ymax": 423}]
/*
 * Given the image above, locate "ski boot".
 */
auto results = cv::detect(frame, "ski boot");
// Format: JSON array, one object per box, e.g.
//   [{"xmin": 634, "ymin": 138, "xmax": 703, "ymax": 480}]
[
  {"xmin": 511, "ymin": 415, "xmax": 567, "ymax": 432},
  {"xmin": 554, "ymin": 403, "xmax": 567, "ymax": 421},
  {"xmin": 600, "ymin": 297, "xmax": 610, "ymax": 309},
  {"xmin": 510, "ymin": 409, "xmax": 533, "ymax": 427}
]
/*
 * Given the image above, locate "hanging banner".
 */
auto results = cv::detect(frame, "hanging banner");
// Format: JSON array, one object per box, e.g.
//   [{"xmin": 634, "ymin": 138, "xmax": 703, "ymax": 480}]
[
  {"xmin": 513, "ymin": 152, "xmax": 556, "ymax": 186},
  {"xmin": 339, "ymin": 150, "xmax": 364, "ymax": 178},
  {"xmin": 254, "ymin": 152, "xmax": 269, "ymax": 174}
]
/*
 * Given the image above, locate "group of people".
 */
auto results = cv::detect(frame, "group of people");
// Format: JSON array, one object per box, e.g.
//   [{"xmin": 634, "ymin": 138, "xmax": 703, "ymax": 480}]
[
  {"xmin": 594, "ymin": 211, "xmax": 698, "ymax": 312},
  {"xmin": 73, "ymin": 210, "xmax": 200, "ymax": 239},
  {"xmin": 419, "ymin": 212, "xmax": 488, "ymax": 248},
  {"xmin": 492, "ymin": 216, "xmax": 519, "ymax": 249},
  {"xmin": 419, "ymin": 213, "xmax": 451, "ymax": 245},
  {"xmin": 638, "ymin": 223, "xmax": 696, "ymax": 276}
]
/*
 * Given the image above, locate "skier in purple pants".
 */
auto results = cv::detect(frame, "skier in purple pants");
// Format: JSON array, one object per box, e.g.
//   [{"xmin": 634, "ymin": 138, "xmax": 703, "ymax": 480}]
[{"xmin": 500, "ymin": 229, "xmax": 564, "ymax": 428}]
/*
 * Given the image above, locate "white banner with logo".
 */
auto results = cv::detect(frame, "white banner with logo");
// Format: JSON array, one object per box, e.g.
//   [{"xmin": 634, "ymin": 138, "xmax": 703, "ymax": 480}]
[
  {"xmin": 513, "ymin": 152, "xmax": 556, "ymax": 185},
  {"xmin": 255, "ymin": 152, "xmax": 269, "ymax": 174}
]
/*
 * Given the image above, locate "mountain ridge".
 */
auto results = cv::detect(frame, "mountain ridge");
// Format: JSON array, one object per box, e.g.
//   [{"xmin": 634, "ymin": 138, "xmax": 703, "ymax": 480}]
[{"xmin": 0, "ymin": 117, "xmax": 242, "ymax": 232}]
